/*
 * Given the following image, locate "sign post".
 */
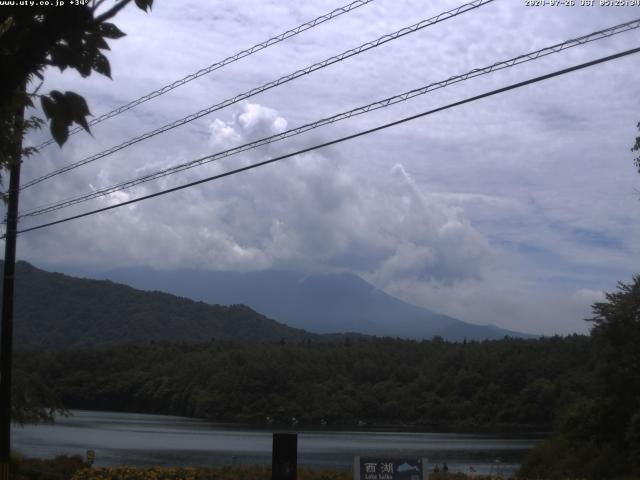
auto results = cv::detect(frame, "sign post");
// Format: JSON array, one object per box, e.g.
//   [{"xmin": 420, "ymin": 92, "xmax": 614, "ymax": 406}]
[
  {"xmin": 86, "ymin": 449, "xmax": 95, "ymax": 466},
  {"xmin": 272, "ymin": 433, "xmax": 297, "ymax": 480},
  {"xmin": 354, "ymin": 457, "xmax": 429, "ymax": 480}
]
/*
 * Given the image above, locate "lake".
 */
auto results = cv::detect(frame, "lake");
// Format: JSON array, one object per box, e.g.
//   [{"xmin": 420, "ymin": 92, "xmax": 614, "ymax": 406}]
[{"xmin": 13, "ymin": 410, "xmax": 542, "ymax": 477}]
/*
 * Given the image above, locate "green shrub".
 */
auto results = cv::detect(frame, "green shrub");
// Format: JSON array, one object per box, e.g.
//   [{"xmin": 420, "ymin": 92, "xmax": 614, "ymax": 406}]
[
  {"xmin": 70, "ymin": 466, "xmax": 352, "ymax": 480},
  {"xmin": 11, "ymin": 455, "xmax": 88, "ymax": 480}
]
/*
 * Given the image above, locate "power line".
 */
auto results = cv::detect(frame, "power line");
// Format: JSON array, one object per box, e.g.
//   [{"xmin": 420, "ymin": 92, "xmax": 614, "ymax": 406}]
[
  {"xmin": 9, "ymin": 45, "xmax": 640, "ymax": 238},
  {"xmin": 33, "ymin": 0, "xmax": 376, "ymax": 150},
  {"xmin": 18, "ymin": 17, "xmax": 640, "ymax": 219},
  {"xmin": 20, "ymin": 0, "xmax": 494, "ymax": 190}
]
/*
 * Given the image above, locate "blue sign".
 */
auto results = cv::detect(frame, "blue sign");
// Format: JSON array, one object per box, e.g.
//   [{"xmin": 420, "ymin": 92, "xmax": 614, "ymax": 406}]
[{"xmin": 354, "ymin": 457, "xmax": 428, "ymax": 480}]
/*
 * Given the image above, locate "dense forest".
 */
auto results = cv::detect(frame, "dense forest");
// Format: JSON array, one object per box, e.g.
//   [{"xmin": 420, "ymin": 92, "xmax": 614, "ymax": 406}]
[{"xmin": 17, "ymin": 335, "xmax": 591, "ymax": 431}]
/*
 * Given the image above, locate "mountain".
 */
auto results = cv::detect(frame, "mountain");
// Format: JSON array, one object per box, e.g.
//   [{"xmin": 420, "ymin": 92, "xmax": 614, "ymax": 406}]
[
  {"xmin": 3, "ymin": 261, "xmax": 324, "ymax": 351},
  {"xmin": 81, "ymin": 266, "xmax": 534, "ymax": 340}
]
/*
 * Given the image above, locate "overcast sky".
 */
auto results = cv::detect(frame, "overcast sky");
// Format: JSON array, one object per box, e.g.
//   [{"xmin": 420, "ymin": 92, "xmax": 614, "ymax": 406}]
[{"xmin": 6, "ymin": 0, "xmax": 640, "ymax": 335}]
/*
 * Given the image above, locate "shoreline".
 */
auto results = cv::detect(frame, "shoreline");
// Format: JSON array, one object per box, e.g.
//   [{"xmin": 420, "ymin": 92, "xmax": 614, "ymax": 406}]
[{"xmin": 57, "ymin": 408, "xmax": 552, "ymax": 437}]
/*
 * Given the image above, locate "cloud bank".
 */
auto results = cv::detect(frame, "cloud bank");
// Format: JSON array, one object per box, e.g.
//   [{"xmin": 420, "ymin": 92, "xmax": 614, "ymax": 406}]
[{"xmin": 6, "ymin": 0, "xmax": 640, "ymax": 335}]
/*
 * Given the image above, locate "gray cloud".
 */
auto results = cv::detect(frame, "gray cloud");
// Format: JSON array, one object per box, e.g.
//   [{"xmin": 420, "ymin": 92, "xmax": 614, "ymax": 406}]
[
  {"xmin": 17, "ymin": 103, "xmax": 492, "ymax": 284},
  {"xmin": 6, "ymin": 0, "xmax": 640, "ymax": 334}
]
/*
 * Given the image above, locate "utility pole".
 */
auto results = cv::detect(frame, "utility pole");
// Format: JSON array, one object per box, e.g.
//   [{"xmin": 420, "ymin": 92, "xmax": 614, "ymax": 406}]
[{"xmin": 0, "ymin": 101, "xmax": 24, "ymax": 480}]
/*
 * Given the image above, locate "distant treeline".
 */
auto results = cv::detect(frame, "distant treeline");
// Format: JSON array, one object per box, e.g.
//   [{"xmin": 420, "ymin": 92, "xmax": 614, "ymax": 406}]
[{"xmin": 17, "ymin": 335, "xmax": 592, "ymax": 430}]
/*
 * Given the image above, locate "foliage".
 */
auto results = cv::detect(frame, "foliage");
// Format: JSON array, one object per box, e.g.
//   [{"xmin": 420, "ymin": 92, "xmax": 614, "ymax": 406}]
[
  {"xmin": 519, "ymin": 276, "xmax": 640, "ymax": 479},
  {"xmin": 1, "ymin": 0, "xmax": 155, "ymax": 424},
  {"xmin": 0, "ymin": 87, "xmax": 44, "ymax": 196},
  {"xmin": 11, "ymin": 364, "xmax": 65, "ymax": 425},
  {"xmin": 0, "ymin": 0, "xmax": 153, "ymax": 185},
  {"xmin": 18, "ymin": 335, "xmax": 592, "ymax": 431},
  {"xmin": 10, "ymin": 454, "xmax": 88, "ymax": 480},
  {"xmin": 0, "ymin": 322, "xmax": 66, "ymax": 424},
  {"xmin": 70, "ymin": 466, "xmax": 351, "ymax": 480}
]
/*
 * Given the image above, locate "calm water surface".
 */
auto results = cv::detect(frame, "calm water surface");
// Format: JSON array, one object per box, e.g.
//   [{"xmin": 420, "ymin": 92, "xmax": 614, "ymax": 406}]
[{"xmin": 13, "ymin": 410, "xmax": 543, "ymax": 476}]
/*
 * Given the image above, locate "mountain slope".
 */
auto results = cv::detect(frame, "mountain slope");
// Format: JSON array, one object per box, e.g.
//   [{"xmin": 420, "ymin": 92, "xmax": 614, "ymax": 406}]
[
  {"xmin": 3, "ymin": 261, "xmax": 322, "ymax": 351},
  {"xmin": 87, "ymin": 267, "xmax": 533, "ymax": 340}
]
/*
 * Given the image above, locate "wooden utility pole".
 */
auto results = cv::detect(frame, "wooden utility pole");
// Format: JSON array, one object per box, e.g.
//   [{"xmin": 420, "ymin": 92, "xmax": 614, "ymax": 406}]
[{"xmin": 0, "ymin": 102, "xmax": 24, "ymax": 480}]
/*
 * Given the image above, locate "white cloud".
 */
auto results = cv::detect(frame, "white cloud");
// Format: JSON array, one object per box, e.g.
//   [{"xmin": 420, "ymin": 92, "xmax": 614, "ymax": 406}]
[
  {"xmin": 17, "ymin": 103, "xmax": 492, "ymax": 286},
  {"xmin": 5, "ymin": 0, "xmax": 640, "ymax": 335}
]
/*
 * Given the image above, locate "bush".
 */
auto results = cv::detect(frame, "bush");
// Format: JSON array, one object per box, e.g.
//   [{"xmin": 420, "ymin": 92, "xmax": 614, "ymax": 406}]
[
  {"xmin": 71, "ymin": 466, "xmax": 352, "ymax": 480},
  {"xmin": 11, "ymin": 455, "xmax": 88, "ymax": 480}
]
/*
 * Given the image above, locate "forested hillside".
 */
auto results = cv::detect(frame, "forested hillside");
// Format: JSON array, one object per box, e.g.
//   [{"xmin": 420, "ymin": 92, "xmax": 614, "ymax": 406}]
[
  {"xmin": 9, "ymin": 259, "xmax": 639, "ymax": 478},
  {"xmin": 4, "ymin": 261, "xmax": 323, "ymax": 350},
  {"xmin": 18, "ymin": 335, "xmax": 592, "ymax": 430}
]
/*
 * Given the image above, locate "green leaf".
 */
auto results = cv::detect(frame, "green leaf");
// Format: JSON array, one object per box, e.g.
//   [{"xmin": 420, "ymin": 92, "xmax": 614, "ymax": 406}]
[
  {"xmin": 90, "ymin": 34, "xmax": 110, "ymax": 51},
  {"xmin": 75, "ymin": 51, "xmax": 92, "ymax": 77},
  {"xmin": 63, "ymin": 91, "xmax": 90, "ymax": 116},
  {"xmin": 40, "ymin": 95, "xmax": 56, "ymax": 120},
  {"xmin": 74, "ymin": 115, "xmax": 90, "ymax": 132},
  {"xmin": 48, "ymin": 90, "xmax": 65, "ymax": 102},
  {"xmin": 22, "ymin": 146, "xmax": 39, "ymax": 158},
  {"xmin": 49, "ymin": 45, "xmax": 74, "ymax": 71},
  {"xmin": 41, "ymin": 91, "xmax": 92, "ymax": 145},
  {"xmin": 48, "ymin": 90, "xmax": 71, "ymax": 123},
  {"xmin": 26, "ymin": 116, "xmax": 44, "ymax": 130},
  {"xmin": 92, "ymin": 51, "xmax": 111, "ymax": 78},
  {"xmin": 98, "ymin": 22, "xmax": 126, "ymax": 39},
  {"xmin": 63, "ymin": 91, "xmax": 91, "ymax": 132},
  {"xmin": 50, "ymin": 118, "xmax": 69, "ymax": 146},
  {"xmin": 134, "ymin": 0, "xmax": 153, "ymax": 12}
]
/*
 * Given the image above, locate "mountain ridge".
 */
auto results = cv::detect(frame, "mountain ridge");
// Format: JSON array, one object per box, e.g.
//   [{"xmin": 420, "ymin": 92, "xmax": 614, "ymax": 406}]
[
  {"xmin": 3, "ymin": 261, "xmax": 329, "ymax": 351},
  {"xmin": 79, "ymin": 265, "xmax": 534, "ymax": 340}
]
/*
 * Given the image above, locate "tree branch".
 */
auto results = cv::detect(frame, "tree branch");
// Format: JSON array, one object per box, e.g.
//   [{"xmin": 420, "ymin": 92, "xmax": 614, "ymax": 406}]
[
  {"xmin": 91, "ymin": 0, "xmax": 108, "ymax": 13},
  {"xmin": 94, "ymin": 0, "xmax": 132, "ymax": 23}
]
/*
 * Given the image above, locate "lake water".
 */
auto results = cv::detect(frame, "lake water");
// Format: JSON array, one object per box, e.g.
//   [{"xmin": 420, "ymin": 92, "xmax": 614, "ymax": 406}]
[{"xmin": 13, "ymin": 410, "xmax": 542, "ymax": 477}]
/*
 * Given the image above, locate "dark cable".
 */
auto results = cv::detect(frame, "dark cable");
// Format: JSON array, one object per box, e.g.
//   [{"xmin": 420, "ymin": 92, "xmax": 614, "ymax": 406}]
[
  {"xmin": 33, "ymin": 0, "xmax": 376, "ymax": 150},
  {"xmin": 21, "ymin": 0, "xmax": 494, "ymax": 189},
  {"xmin": 10, "ymin": 46, "xmax": 639, "ymax": 238},
  {"xmin": 19, "ymin": 17, "xmax": 640, "ymax": 219}
]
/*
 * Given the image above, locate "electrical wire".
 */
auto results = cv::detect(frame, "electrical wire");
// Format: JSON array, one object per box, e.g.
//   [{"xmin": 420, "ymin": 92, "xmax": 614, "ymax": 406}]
[
  {"xmin": 9, "ymin": 45, "xmax": 640, "ymax": 238},
  {"xmin": 18, "ymin": 17, "xmax": 640, "ymax": 219},
  {"xmin": 33, "ymin": 0, "xmax": 376, "ymax": 150},
  {"xmin": 20, "ymin": 0, "xmax": 494, "ymax": 190}
]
